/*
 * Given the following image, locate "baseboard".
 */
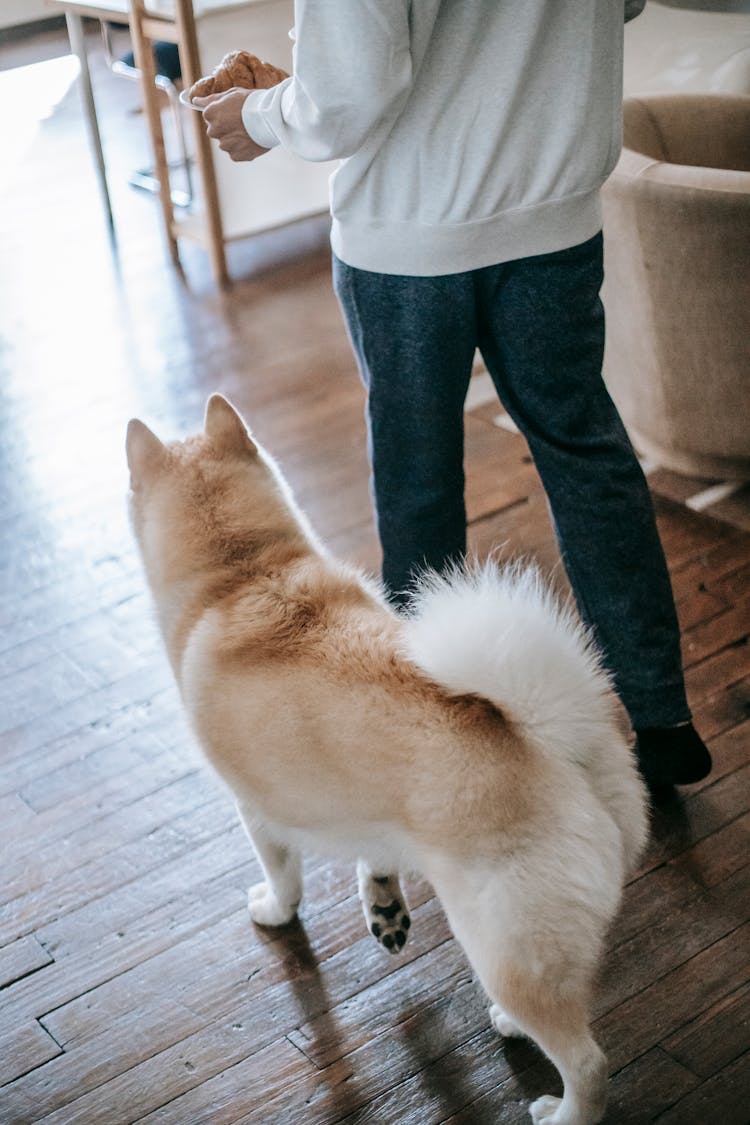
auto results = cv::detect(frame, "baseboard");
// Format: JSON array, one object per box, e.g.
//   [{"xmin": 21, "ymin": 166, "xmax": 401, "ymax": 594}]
[{"xmin": 0, "ymin": 16, "xmax": 66, "ymax": 43}]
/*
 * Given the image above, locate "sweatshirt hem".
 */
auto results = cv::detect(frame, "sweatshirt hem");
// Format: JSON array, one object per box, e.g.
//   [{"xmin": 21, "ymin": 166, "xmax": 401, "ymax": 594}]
[{"xmin": 330, "ymin": 186, "xmax": 604, "ymax": 276}]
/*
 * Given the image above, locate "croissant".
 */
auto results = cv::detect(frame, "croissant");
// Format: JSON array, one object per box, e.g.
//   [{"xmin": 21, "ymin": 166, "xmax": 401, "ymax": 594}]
[{"xmin": 188, "ymin": 50, "xmax": 289, "ymax": 101}]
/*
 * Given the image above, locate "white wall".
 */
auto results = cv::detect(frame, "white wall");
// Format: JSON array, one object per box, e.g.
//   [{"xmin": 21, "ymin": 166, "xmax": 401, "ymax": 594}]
[
  {"xmin": 625, "ymin": 1, "xmax": 750, "ymax": 94},
  {"xmin": 0, "ymin": 1, "xmax": 51, "ymax": 30}
]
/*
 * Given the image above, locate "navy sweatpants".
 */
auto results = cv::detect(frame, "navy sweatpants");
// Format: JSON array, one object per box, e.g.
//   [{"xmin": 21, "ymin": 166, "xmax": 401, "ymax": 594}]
[{"xmin": 333, "ymin": 233, "xmax": 690, "ymax": 730}]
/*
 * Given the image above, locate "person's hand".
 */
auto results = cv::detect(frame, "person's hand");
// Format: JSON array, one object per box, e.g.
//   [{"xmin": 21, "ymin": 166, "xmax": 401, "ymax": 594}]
[{"xmin": 192, "ymin": 88, "xmax": 269, "ymax": 162}]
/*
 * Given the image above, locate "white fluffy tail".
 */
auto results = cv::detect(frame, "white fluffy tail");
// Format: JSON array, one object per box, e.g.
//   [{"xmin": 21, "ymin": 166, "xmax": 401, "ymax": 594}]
[
  {"xmin": 400, "ymin": 560, "xmax": 649, "ymax": 874},
  {"xmin": 400, "ymin": 561, "xmax": 620, "ymax": 768}
]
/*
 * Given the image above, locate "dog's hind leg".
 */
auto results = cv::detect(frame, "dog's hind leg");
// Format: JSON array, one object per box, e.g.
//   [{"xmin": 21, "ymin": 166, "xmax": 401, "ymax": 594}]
[
  {"xmin": 236, "ymin": 804, "xmax": 302, "ymax": 927},
  {"xmin": 431, "ymin": 867, "xmax": 609, "ymax": 1125},
  {"xmin": 357, "ymin": 861, "xmax": 411, "ymax": 954},
  {"xmin": 498, "ymin": 973, "xmax": 607, "ymax": 1125}
]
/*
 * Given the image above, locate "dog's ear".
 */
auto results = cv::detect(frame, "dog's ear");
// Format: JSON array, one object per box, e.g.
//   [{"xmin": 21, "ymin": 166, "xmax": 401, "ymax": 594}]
[
  {"xmin": 204, "ymin": 394, "xmax": 258, "ymax": 458},
  {"xmin": 126, "ymin": 418, "xmax": 166, "ymax": 488}
]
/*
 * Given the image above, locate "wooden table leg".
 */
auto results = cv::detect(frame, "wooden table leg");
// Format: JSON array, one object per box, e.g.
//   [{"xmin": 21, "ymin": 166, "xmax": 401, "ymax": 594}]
[
  {"xmin": 128, "ymin": 1, "xmax": 180, "ymax": 268},
  {"xmin": 65, "ymin": 11, "xmax": 114, "ymax": 234},
  {"xmin": 174, "ymin": 0, "xmax": 229, "ymax": 287}
]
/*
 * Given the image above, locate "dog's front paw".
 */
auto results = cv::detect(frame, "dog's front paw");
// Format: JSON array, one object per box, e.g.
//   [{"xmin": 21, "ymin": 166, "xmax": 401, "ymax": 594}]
[
  {"xmin": 359, "ymin": 871, "xmax": 410, "ymax": 955},
  {"xmin": 489, "ymin": 1003, "xmax": 524, "ymax": 1039},
  {"xmin": 247, "ymin": 882, "xmax": 298, "ymax": 927},
  {"xmin": 529, "ymin": 1095, "xmax": 564, "ymax": 1124}
]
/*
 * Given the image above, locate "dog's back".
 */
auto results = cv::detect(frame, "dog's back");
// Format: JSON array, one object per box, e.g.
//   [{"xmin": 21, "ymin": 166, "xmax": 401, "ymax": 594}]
[{"xmin": 128, "ymin": 394, "xmax": 647, "ymax": 874}]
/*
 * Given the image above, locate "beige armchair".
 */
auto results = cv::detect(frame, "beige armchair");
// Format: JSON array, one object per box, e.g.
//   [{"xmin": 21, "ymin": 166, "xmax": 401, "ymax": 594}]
[{"xmin": 601, "ymin": 94, "xmax": 750, "ymax": 480}]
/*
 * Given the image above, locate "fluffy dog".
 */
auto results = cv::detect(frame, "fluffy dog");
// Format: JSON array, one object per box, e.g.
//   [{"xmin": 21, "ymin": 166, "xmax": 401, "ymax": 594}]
[{"xmin": 126, "ymin": 394, "xmax": 648, "ymax": 1125}]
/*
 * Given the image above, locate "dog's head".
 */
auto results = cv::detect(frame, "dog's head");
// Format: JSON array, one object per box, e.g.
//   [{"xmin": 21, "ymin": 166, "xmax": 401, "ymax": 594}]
[{"xmin": 126, "ymin": 394, "xmax": 304, "ymax": 590}]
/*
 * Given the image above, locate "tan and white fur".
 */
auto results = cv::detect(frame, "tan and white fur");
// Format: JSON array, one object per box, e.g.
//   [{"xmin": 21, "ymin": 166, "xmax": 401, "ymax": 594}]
[{"xmin": 126, "ymin": 394, "xmax": 648, "ymax": 1125}]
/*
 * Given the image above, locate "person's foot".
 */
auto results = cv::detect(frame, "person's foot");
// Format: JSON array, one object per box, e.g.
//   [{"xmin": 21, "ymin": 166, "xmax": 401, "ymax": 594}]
[{"xmin": 635, "ymin": 722, "xmax": 712, "ymax": 801}]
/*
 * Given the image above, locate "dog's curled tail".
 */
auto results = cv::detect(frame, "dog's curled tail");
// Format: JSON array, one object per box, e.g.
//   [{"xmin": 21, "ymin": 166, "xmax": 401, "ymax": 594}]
[
  {"xmin": 401, "ymin": 560, "xmax": 620, "ymax": 766},
  {"xmin": 400, "ymin": 560, "xmax": 649, "ymax": 874}
]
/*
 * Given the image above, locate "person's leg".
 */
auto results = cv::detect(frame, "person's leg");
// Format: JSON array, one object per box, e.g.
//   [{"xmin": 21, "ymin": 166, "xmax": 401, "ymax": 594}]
[
  {"xmin": 475, "ymin": 234, "xmax": 710, "ymax": 786},
  {"xmin": 333, "ymin": 255, "xmax": 477, "ymax": 605}
]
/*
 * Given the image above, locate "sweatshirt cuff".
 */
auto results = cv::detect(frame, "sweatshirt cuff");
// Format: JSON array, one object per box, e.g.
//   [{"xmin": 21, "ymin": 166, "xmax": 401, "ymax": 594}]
[{"xmin": 241, "ymin": 87, "xmax": 283, "ymax": 150}]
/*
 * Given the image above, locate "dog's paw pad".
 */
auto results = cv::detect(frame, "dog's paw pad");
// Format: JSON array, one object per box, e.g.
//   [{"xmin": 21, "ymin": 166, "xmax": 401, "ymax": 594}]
[
  {"xmin": 530, "ymin": 1095, "xmax": 563, "ymax": 1124},
  {"xmin": 375, "ymin": 918, "xmax": 409, "ymax": 954},
  {"xmin": 247, "ymin": 882, "xmax": 298, "ymax": 928},
  {"xmin": 489, "ymin": 1004, "xmax": 524, "ymax": 1039},
  {"xmin": 360, "ymin": 874, "xmax": 410, "ymax": 955}
]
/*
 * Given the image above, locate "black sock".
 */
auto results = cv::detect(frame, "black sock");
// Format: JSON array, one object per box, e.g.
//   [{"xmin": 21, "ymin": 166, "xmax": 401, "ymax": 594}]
[{"xmin": 635, "ymin": 722, "xmax": 712, "ymax": 789}]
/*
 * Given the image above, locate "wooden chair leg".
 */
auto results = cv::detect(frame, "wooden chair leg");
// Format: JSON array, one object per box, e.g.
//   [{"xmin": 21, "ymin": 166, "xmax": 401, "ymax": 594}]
[
  {"xmin": 128, "ymin": 0, "xmax": 180, "ymax": 267},
  {"xmin": 174, "ymin": 0, "xmax": 229, "ymax": 286}
]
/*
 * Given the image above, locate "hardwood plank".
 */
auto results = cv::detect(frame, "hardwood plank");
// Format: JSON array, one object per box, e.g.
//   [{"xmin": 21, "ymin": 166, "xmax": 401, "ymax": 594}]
[
  {"xmin": 335, "ymin": 1028, "xmax": 534, "ymax": 1125},
  {"xmin": 0, "ymin": 652, "xmax": 96, "ymax": 737},
  {"xmin": 638, "ymin": 764, "xmax": 750, "ymax": 872},
  {"xmin": 0, "ymin": 665, "xmax": 176, "ymax": 766},
  {"xmin": 685, "ymin": 642, "xmax": 750, "ymax": 707},
  {"xmin": 240, "ymin": 986, "xmax": 517, "ymax": 1125},
  {"xmin": 442, "ymin": 1047, "xmax": 700, "ymax": 1125},
  {"xmin": 0, "ymin": 1019, "xmax": 63, "ymax": 1088},
  {"xmin": 15, "ymin": 728, "xmax": 188, "ymax": 816},
  {"xmin": 1, "ymin": 828, "xmax": 255, "ymax": 1026},
  {"xmin": 0, "ymin": 792, "xmax": 37, "ymax": 834},
  {"xmin": 661, "ymin": 981, "xmax": 750, "ymax": 1079},
  {"xmin": 670, "ymin": 537, "xmax": 750, "ymax": 602},
  {"xmin": 287, "ymin": 938, "xmax": 468, "ymax": 1070},
  {"xmin": 670, "ymin": 812, "xmax": 750, "ymax": 887},
  {"xmin": 2, "ymin": 793, "xmax": 234, "ymax": 947},
  {"xmin": 4, "ymin": 772, "xmax": 221, "ymax": 910},
  {"xmin": 701, "ymin": 719, "xmax": 750, "ymax": 789},
  {"xmin": 133, "ymin": 1040, "xmax": 323, "ymax": 1125},
  {"xmin": 463, "ymin": 415, "xmax": 539, "ymax": 525},
  {"xmin": 41, "ymin": 893, "xmax": 445, "ymax": 1056},
  {"xmin": 597, "ymin": 865, "xmax": 750, "ymax": 1018},
  {"xmin": 653, "ymin": 498, "xmax": 741, "ymax": 569},
  {"xmin": 682, "ymin": 596, "xmax": 750, "ymax": 670},
  {"xmin": 595, "ymin": 922, "xmax": 750, "ymax": 1072},
  {"xmin": 26, "ymin": 912, "xmax": 444, "ymax": 1124},
  {"xmin": 0, "ymin": 877, "xmax": 380, "ymax": 1118},
  {"xmin": 4, "ymin": 1000, "xmax": 207, "ymax": 1125},
  {"xmin": 691, "ymin": 676, "xmax": 750, "ymax": 743},
  {"xmin": 592, "ymin": 1048, "xmax": 700, "ymax": 1125},
  {"xmin": 652, "ymin": 1050, "xmax": 750, "ymax": 1125},
  {"xmin": 19, "ymin": 1039, "xmax": 310, "ymax": 1125},
  {"xmin": 676, "ymin": 586, "xmax": 729, "ymax": 632},
  {"xmin": 0, "ymin": 935, "xmax": 53, "ymax": 989},
  {"xmin": 615, "ymin": 862, "xmax": 717, "ymax": 948},
  {"xmin": 141, "ymin": 978, "xmax": 503, "ymax": 1125},
  {"xmin": 11, "ymin": 890, "xmax": 437, "ymax": 1122},
  {"xmin": 704, "ymin": 559, "xmax": 750, "ymax": 604},
  {"xmin": 0, "ymin": 690, "xmax": 182, "ymax": 798}
]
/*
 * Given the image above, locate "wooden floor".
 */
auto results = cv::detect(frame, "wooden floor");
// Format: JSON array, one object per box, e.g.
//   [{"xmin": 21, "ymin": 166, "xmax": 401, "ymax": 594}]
[{"xmin": 1, "ymin": 23, "xmax": 749, "ymax": 1125}]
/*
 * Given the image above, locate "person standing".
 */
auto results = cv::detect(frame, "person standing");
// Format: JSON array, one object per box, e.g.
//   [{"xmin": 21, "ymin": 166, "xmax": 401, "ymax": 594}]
[{"xmin": 195, "ymin": 0, "xmax": 712, "ymax": 797}]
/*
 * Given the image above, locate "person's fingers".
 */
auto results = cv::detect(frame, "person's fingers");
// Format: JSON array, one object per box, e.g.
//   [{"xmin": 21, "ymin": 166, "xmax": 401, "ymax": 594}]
[
  {"xmin": 192, "ymin": 87, "xmax": 245, "ymax": 107},
  {"xmin": 191, "ymin": 92, "xmax": 226, "ymax": 109}
]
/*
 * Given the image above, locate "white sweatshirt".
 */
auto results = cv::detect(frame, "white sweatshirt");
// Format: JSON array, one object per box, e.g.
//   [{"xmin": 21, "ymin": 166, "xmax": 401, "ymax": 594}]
[{"xmin": 242, "ymin": 1, "xmax": 645, "ymax": 276}]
